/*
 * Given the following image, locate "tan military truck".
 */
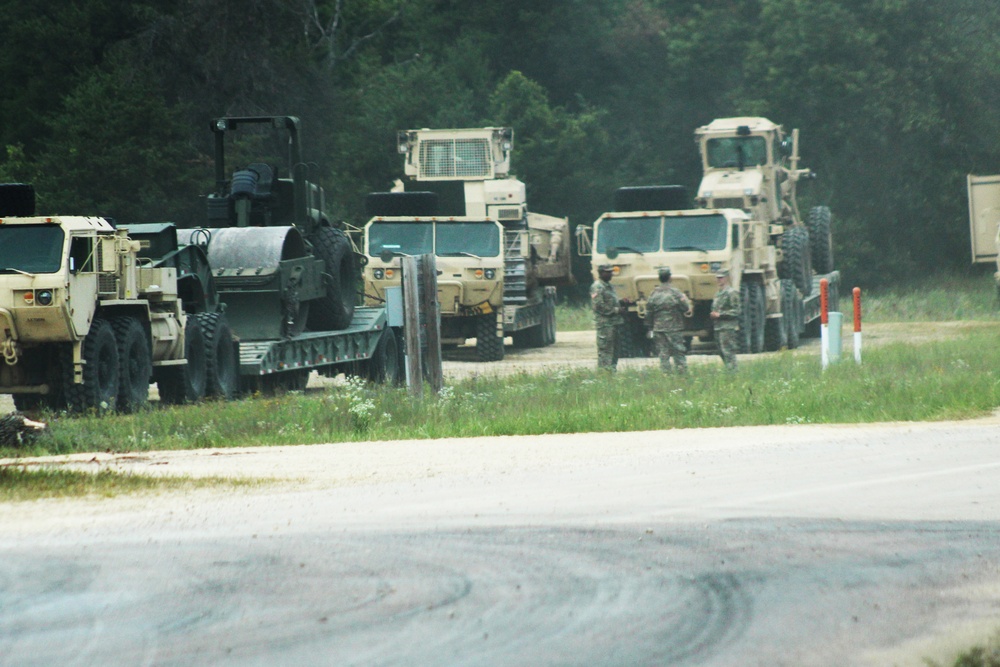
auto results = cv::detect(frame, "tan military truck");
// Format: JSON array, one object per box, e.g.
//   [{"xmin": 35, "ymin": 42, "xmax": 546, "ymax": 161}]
[
  {"xmin": 577, "ymin": 120, "xmax": 841, "ymax": 357},
  {"xmin": 0, "ymin": 183, "xmax": 224, "ymax": 412},
  {"xmin": 966, "ymin": 174, "xmax": 1000, "ymax": 300},
  {"xmin": 361, "ymin": 127, "xmax": 571, "ymax": 361},
  {"xmin": 694, "ymin": 117, "xmax": 834, "ymax": 293}
]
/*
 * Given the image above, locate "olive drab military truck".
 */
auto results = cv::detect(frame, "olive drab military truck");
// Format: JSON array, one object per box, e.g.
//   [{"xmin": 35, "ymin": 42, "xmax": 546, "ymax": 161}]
[
  {"xmin": 966, "ymin": 174, "xmax": 1000, "ymax": 300},
  {"xmin": 576, "ymin": 117, "xmax": 839, "ymax": 357},
  {"xmin": 361, "ymin": 127, "xmax": 571, "ymax": 361}
]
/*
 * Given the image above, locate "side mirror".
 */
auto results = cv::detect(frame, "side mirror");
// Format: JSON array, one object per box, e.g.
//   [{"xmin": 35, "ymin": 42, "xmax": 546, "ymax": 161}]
[
  {"xmin": 606, "ymin": 247, "xmax": 619, "ymax": 260},
  {"xmin": 379, "ymin": 249, "xmax": 396, "ymax": 264}
]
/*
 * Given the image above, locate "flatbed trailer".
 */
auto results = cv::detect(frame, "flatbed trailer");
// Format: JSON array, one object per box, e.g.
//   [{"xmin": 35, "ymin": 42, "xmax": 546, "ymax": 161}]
[{"xmin": 237, "ymin": 306, "xmax": 404, "ymax": 392}]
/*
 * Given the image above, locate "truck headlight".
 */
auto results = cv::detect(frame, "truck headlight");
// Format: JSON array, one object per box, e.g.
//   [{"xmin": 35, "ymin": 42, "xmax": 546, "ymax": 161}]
[
  {"xmin": 36, "ymin": 290, "xmax": 53, "ymax": 306},
  {"xmin": 484, "ymin": 269, "xmax": 496, "ymax": 279},
  {"xmin": 373, "ymin": 268, "xmax": 384, "ymax": 280}
]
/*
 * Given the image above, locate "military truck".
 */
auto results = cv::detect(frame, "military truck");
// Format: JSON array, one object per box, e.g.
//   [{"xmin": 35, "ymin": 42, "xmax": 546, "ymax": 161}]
[
  {"xmin": 361, "ymin": 127, "xmax": 571, "ymax": 361},
  {"xmin": 966, "ymin": 174, "xmax": 1000, "ymax": 300},
  {"xmin": 0, "ymin": 118, "xmax": 403, "ymax": 412},
  {"xmin": 576, "ymin": 116, "xmax": 839, "ymax": 356}
]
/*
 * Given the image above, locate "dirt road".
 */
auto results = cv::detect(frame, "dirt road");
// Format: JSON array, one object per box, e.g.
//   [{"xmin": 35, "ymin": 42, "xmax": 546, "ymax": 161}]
[
  {"xmin": 2, "ymin": 321, "xmax": 1000, "ymax": 665},
  {"xmin": 3, "ymin": 414, "xmax": 1000, "ymax": 665}
]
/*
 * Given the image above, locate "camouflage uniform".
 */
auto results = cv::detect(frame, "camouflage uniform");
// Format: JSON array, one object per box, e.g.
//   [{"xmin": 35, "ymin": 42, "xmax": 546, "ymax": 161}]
[
  {"xmin": 591, "ymin": 276, "xmax": 623, "ymax": 370},
  {"xmin": 645, "ymin": 283, "xmax": 692, "ymax": 373},
  {"xmin": 712, "ymin": 282, "xmax": 741, "ymax": 372}
]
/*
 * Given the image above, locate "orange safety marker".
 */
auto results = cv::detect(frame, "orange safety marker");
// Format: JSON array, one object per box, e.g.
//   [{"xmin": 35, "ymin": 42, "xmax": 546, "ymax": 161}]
[
  {"xmin": 820, "ymin": 278, "xmax": 830, "ymax": 370},
  {"xmin": 853, "ymin": 287, "xmax": 862, "ymax": 364}
]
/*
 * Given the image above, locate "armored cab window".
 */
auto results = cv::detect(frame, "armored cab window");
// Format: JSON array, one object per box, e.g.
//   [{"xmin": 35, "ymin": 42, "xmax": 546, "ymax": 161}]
[
  {"xmin": 368, "ymin": 222, "xmax": 433, "ymax": 256},
  {"xmin": 436, "ymin": 222, "xmax": 500, "ymax": 257},
  {"xmin": 0, "ymin": 224, "xmax": 65, "ymax": 273},
  {"xmin": 663, "ymin": 214, "xmax": 728, "ymax": 252},
  {"xmin": 596, "ymin": 217, "xmax": 661, "ymax": 254},
  {"xmin": 706, "ymin": 137, "xmax": 768, "ymax": 168},
  {"xmin": 69, "ymin": 236, "xmax": 95, "ymax": 273}
]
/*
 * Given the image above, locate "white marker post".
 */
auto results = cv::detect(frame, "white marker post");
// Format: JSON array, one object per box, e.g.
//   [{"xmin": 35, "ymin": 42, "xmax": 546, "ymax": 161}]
[
  {"xmin": 820, "ymin": 278, "xmax": 830, "ymax": 371},
  {"xmin": 853, "ymin": 287, "xmax": 862, "ymax": 364}
]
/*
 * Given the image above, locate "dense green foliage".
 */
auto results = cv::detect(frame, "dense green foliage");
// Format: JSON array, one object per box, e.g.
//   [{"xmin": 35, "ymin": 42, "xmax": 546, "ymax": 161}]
[{"xmin": 2, "ymin": 0, "xmax": 999, "ymax": 288}]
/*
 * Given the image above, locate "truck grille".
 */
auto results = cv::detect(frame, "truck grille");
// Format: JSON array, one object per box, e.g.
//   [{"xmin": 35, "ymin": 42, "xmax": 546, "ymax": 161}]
[
  {"xmin": 98, "ymin": 274, "xmax": 117, "ymax": 294},
  {"xmin": 419, "ymin": 138, "xmax": 491, "ymax": 178},
  {"xmin": 497, "ymin": 207, "xmax": 522, "ymax": 220}
]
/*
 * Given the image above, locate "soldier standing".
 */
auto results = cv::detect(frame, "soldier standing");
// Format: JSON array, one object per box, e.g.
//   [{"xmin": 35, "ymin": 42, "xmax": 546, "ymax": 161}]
[
  {"xmin": 644, "ymin": 268, "xmax": 693, "ymax": 373},
  {"xmin": 710, "ymin": 270, "xmax": 740, "ymax": 372},
  {"xmin": 591, "ymin": 264, "xmax": 623, "ymax": 370}
]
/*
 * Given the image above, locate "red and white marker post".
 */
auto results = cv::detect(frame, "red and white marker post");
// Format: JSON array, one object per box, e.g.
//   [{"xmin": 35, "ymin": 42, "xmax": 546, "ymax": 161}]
[
  {"xmin": 853, "ymin": 287, "xmax": 862, "ymax": 364},
  {"xmin": 820, "ymin": 278, "xmax": 829, "ymax": 370}
]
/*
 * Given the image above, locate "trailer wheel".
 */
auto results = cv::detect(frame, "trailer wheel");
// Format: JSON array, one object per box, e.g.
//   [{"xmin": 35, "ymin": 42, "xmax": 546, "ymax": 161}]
[
  {"xmin": 66, "ymin": 319, "xmax": 119, "ymax": 413},
  {"xmin": 157, "ymin": 317, "xmax": 207, "ymax": 405},
  {"xmin": 307, "ymin": 226, "xmax": 358, "ymax": 331},
  {"xmin": 476, "ymin": 312, "xmax": 505, "ymax": 362},
  {"xmin": 367, "ymin": 327, "xmax": 402, "ymax": 385},
  {"xmin": 780, "ymin": 279, "xmax": 802, "ymax": 350},
  {"xmin": 807, "ymin": 206, "xmax": 835, "ymax": 274},
  {"xmin": 780, "ymin": 226, "xmax": 813, "ymax": 297},
  {"xmin": 196, "ymin": 312, "xmax": 239, "ymax": 399},
  {"xmin": 113, "ymin": 316, "xmax": 151, "ymax": 413}
]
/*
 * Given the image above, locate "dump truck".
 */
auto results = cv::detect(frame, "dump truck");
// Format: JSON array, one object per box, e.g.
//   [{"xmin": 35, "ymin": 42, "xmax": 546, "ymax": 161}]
[
  {"xmin": 966, "ymin": 174, "xmax": 1000, "ymax": 300},
  {"xmin": 576, "ymin": 116, "xmax": 839, "ymax": 356},
  {"xmin": 360, "ymin": 127, "xmax": 572, "ymax": 361},
  {"xmin": 0, "ymin": 119, "xmax": 403, "ymax": 412}
]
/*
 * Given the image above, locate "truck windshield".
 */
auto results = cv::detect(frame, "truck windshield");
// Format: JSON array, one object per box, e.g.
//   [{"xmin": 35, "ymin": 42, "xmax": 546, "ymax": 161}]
[
  {"xmin": 368, "ymin": 222, "xmax": 433, "ymax": 256},
  {"xmin": 663, "ymin": 215, "xmax": 729, "ymax": 251},
  {"xmin": 0, "ymin": 224, "xmax": 65, "ymax": 273},
  {"xmin": 596, "ymin": 217, "xmax": 661, "ymax": 254},
  {"xmin": 706, "ymin": 136, "xmax": 768, "ymax": 168},
  {"xmin": 436, "ymin": 222, "xmax": 500, "ymax": 257}
]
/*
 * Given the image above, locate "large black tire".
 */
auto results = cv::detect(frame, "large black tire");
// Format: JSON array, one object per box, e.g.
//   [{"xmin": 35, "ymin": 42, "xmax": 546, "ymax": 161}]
[
  {"xmin": 763, "ymin": 291, "xmax": 787, "ymax": 353},
  {"xmin": 780, "ymin": 279, "xmax": 802, "ymax": 350},
  {"xmin": 779, "ymin": 226, "xmax": 813, "ymax": 297},
  {"xmin": 307, "ymin": 226, "xmax": 358, "ymax": 331},
  {"xmin": 195, "ymin": 312, "xmax": 239, "ymax": 399},
  {"xmin": 807, "ymin": 206, "xmax": 835, "ymax": 274},
  {"xmin": 66, "ymin": 319, "xmax": 119, "ymax": 413},
  {"xmin": 366, "ymin": 327, "xmax": 402, "ymax": 385},
  {"xmin": 476, "ymin": 312, "xmax": 505, "ymax": 362},
  {"xmin": 113, "ymin": 316, "xmax": 151, "ymax": 413},
  {"xmin": 157, "ymin": 317, "xmax": 207, "ymax": 405}
]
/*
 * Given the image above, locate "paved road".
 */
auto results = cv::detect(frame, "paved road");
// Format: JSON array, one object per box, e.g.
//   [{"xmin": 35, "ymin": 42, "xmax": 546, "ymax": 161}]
[{"xmin": 3, "ymin": 417, "xmax": 1000, "ymax": 666}]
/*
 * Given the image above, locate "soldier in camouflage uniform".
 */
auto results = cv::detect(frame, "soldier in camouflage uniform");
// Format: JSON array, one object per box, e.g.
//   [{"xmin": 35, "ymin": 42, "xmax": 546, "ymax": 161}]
[
  {"xmin": 644, "ymin": 268, "xmax": 693, "ymax": 373},
  {"xmin": 591, "ymin": 264, "xmax": 623, "ymax": 370},
  {"xmin": 710, "ymin": 270, "xmax": 741, "ymax": 372}
]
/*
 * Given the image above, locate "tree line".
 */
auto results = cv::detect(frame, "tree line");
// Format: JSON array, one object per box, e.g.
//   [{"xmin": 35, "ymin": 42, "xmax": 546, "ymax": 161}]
[{"xmin": 2, "ymin": 0, "xmax": 999, "ymax": 289}]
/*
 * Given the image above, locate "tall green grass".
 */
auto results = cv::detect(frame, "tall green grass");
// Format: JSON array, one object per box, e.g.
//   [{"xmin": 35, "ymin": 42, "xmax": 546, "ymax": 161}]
[{"xmin": 5, "ymin": 325, "xmax": 999, "ymax": 458}]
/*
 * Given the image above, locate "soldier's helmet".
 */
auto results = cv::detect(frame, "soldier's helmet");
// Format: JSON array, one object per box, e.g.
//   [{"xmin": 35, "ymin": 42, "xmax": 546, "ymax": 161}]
[
  {"xmin": 658, "ymin": 268, "xmax": 672, "ymax": 282},
  {"xmin": 598, "ymin": 264, "xmax": 614, "ymax": 273},
  {"xmin": 715, "ymin": 269, "xmax": 730, "ymax": 278}
]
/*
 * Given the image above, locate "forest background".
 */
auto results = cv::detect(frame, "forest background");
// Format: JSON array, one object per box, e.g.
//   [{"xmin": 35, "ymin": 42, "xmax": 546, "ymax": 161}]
[{"xmin": 1, "ymin": 0, "xmax": 999, "ymax": 293}]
